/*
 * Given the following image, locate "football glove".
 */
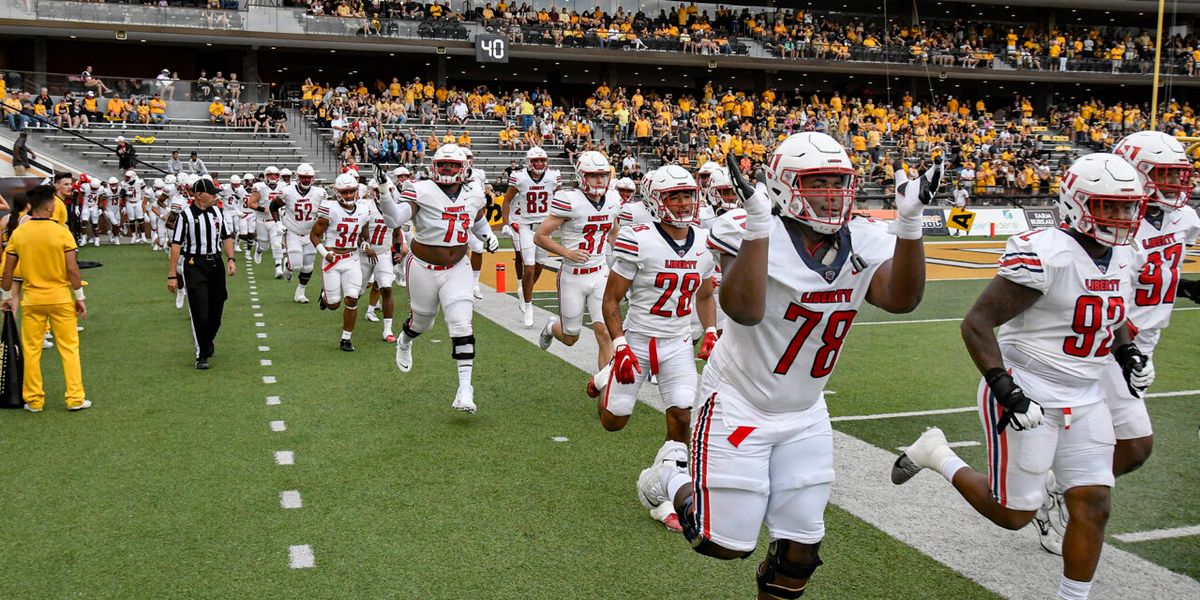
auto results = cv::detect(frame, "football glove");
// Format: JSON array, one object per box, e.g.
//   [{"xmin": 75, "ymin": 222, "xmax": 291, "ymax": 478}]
[
  {"xmin": 725, "ymin": 152, "xmax": 772, "ymax": 241},
  {"xmin": 612, "ymin": 336, "xmax": 642, "ymax": 385},
  {"xmin": 1178, "ymin": 279, "xmax": 1200, "ymax": 305},
  {"xmin": 1113, "ymin": 343, "xmax": 1155, "ymax": 396},
  {"xmin": 890, "ymin": 155, "xmax": 943, "ymax": 240},
  {"xmin": 697, "ymin": 327, "xmax": 719, "ymax": 361},
  {"xmin": 986, "ymin": 368, "xmax": 1044, "ymax": 431},
  {"xmin": 483, "ymin": 233, "xmax": 500, "ymax": 253},
  {"xmin": 373, "ymin": 163, "xmax": 388, "ymax": 186}
]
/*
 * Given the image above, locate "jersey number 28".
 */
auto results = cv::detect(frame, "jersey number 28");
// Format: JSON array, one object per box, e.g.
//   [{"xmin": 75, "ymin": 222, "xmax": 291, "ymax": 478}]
[{"xmin": 649, "ymin": 272, "xmax": 701, "ymax": 317}]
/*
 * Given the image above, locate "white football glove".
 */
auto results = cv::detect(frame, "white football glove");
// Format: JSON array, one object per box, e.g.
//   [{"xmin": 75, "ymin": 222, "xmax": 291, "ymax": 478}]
[
  {"xmin": 483, "ymin": 233, "xmax": 500, "ymax": 253},
  {"xmin": 1129, "ymin": 356, "xmax": 1156, "ymax": 393},
  {"xmin": 890, "ymin": 157, "xmax": 943, "ymax": 240},
  {"xmin": 726, "ymin": 153, "xmax": 772, "ymax": 241}
]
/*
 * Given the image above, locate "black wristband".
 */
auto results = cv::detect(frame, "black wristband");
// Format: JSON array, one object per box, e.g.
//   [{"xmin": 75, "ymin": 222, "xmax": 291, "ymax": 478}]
[{"xmin": 167, "ymin": 275, "xmax": 178, "ymax": 280}]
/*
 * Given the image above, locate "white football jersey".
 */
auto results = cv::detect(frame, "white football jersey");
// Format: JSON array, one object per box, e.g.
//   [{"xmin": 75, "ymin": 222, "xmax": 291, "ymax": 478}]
[
  {"xmin": 100, "ymin": 187, "xmax": 122, "ymax": 208},
  {"xmin": 279, "ymin": 184, "xmax": 328, "ymax": 235},
  {"xmin": 549, "ymin": 188, "xmax": 622, "ymax": 269},
  {"xmin": 997, "ymin": 228, "xmax": 1137, "ymax": 407},
  {"xmin": 220, "ymin": 184, "xmax": 246, "ymax": 213},
  {"xmin": 252, "ymin": 181, "xmax": 285, "ymax": 221},
  {"xmin": 316, "ymin": 199, "xmax": 376, "ymax": 248},
  {"xmin": 611, "ymin": 222, "xmax": 716, "ymax": 338},
  {"xmin": 168, "ymin": 194, "xmax": 189, "ymax": 214},
  {"xmin": 707, "ymin": 217, "xmax": 894, "ymax": 414},
  {"xmin": 81, "ymin": 187, "xmax": 101, "ymax": 208},
  {"xmin": 697, "ymin": 204, "xmax": 717, "ymax": 229},
  {"xmin": 508, "ymin": 168, "xmax": 562, "ymax": 225},
  {"xmin": 400, "ymin": 180, "xmax": 487, "ymax": 247},
  {"xmin": 120, "ymin": 179, "xmax": 143, "ymax": 200},
  {"xmin": 468, "ymin": 167, "xmax": 488, "ymax": 190},
  {"xmin": 617, "ymin": 199, "xmax": 653, "ymax": 226},
  {"xmin": 706, "ymin": 208, "xmax": 747, "ymax": 286},
  {"xmin": 1129, "ymin": 206, "xmax": 1200, "ymax": 351}
]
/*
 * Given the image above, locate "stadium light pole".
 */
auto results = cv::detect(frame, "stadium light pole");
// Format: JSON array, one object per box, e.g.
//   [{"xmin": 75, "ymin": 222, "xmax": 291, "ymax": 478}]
[{"xmin": 1149, "ymin": 0, "xmax": 1165, "ymax": 128}]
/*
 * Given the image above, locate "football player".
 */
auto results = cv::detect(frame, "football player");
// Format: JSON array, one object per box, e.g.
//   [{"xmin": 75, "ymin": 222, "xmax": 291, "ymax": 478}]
[
  {"xmin": 359, "ymin": 181, "xmax": 403, "ymax": 342},
  {"xmin": 274, "ymin": 163, "xmax": 326, "ymax": 303},
  {"xmin": 79, "ymin": 178, "xmax": 103, "ymax": 247},
  {"xmin": 147, "ymin": 179, "xmax": 169, "ymax": 251},
  {"xmin": 534, "ymin": 151, "xmax": 621, "ymax": 373},
  {"xmin": 893, "ymin": 153, "xmax": 1152, "ymax": 600},
  {"xmin": 279, "ymin": 168, "xmax": 293, "ymax": 187},
  {"xmin": 239, "ymin": 172, "xmax": 258, "ymax": 258},
  {"xmin": 463, "ymin": 146, "xmax": 489, "ymax": 299},
  {"xmin": 309, "ymin": 173, "xmax": 377, "ymax": 352},
  {"xmin": 695, "ymin": 161, "xmax": 723, "ymax": 227},
  {"xmin": 387, "ymin": 144, "xmax": 498, "ymax": 413},
  {"xmin": 502, "ymin": 146, "xmax": 562, "ymax": 326},
  {"xmin": 639, "ymin": 132, "xmax": 936, "ymax": 599},
  {"xmin": 99, "ymin": 177, "xmax": 123, "ymax": 245},
  {"xmin": 246, "ymin": 166, "xmax": 286, "ymax": 277},
  {"xmin": 601, "ymin": 165, "xmax": 718, "ymax": 531}
]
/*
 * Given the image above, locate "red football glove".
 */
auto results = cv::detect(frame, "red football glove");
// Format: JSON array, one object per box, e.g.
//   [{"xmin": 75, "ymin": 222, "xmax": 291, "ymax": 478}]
[
  {"xmin": 697, "ymin": 327, "xmax": 719, "ymax": 361},
  {"xmin": 612, "ymin": 337, "xmax": 641, "ymax": 385}
]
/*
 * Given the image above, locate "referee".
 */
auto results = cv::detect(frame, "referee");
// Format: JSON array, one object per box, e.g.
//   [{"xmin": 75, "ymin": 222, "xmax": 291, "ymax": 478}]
[{"xmin": 167, "ymin": 178, "xmax": 236, "ymax": 369}]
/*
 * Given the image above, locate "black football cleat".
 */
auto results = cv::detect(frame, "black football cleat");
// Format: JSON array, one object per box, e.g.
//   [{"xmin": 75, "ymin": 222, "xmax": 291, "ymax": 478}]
[
  {"xmin": 195, "ymin": 358, "xmax": 210, "ymax": 370},
  {"xmin": 339, "ymin": 339, "xmax": 355, "ymax": 352}
]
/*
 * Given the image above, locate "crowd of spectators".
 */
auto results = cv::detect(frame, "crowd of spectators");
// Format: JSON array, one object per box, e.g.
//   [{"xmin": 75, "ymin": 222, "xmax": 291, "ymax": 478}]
[{"xmin": 2, "ymin": 81, "xmax": 169, "ymax": 132}]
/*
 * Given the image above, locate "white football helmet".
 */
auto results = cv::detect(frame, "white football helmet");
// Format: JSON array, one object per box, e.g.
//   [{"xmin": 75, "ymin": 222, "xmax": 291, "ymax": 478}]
[
  {"xmin": 89, "ymin": 179, "xmax": 102, "ymax": 191},
  {"xmin": 526, "ymin": 146, "xmax": 549, "ymax": 177},
  {"xmin": 107, "ymin": 176, "xmax": 119, "ymax": 188},
  {"xmin": 242, "ymin": 172, "xmax": 255, "ymax": 184},
  {"xmin": 295, "ymin": 164, "xmax": 315, "ymax": 188},
  {"xmin": 1057, "ymin": 153, "xmax": 1148, "ymax": 247},
  {"xmin": 228, "ymin": 174, "xmax": 242, "ymax": 187},
  {"xmin": 124, "ymin": 169, "xmax": 137, "ymax": 181},
  {"xmin": 614, "ymin": 177, "xmax": 636, "ymax": 203},
  {"xmin": 575, "ymin": 151, "xmax": 611, "ymax": 197},
  {"xmin": 152, "ymin": 178, "xmax": 164, "ymax": 191},
  {"xmin": 279, "ymin": 168, "xmax": 293, "ymax": 183},
  {"xmin": 334, "ymin": 172, "xmax": 359, "ymax": 204},
  {"xmin": 1112, "ymin": 131, "xmax": 1193, "ymax": 210},
  {"xmin": 462, "ymin": 146, "xmax": 475, "ymax": 169},
  {"xmin": 764, "ymin": 132, "xmax": 857, "ymax": 234},
  {"xmin": 431, "ymin": 144, "xmax": 467, "ymax": 185},
  {"xmin": 696, "ymin": 161, "xmax": 722, "ymax": 191},
  {"xmin": 645, "ymin": 165, "xmax": 699, "ymax": 226},
  {"xmin": 164, "ymin": 174, "xmax": 177, "ymax": 187},
  {"xmin": 264, "ymin": 165, "xmax": 280, "ymax": 183},
  {"xmin": 640, "ymin": 168, "xmax": 657, "ymax": 203},
  {"xmin": 707, "ymin": 168, "xmax": 740, "ymax": 212}
]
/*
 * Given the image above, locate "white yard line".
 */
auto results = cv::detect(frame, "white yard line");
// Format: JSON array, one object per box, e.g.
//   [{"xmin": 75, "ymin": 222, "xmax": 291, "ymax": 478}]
[
  {"xmin": 261, "ymin": 359, "xmax": 273, "ymax": 366},
  {"xmin": 256, "ymin": 332, "xmax": 268, "ymax": 339},
  {"xmin": 1145, "ymin": 389, "xmax": 1200, "ymax": 398},
  {"xmin": 262, "ymin": 376, "xmax": 276, "ymax": 384},
  {"xmin": 856, "ymin": 317, "xmax": 963, "ymax": 326},
  {"xmin": 258, "ymin": 346, "xmax": 270, "ymax": 352},
  {"xmin": 287, "ymin": 545, "xmax": 314, "ymax": 569},
  {"xmin": 831, "ymin": 406, "xmax": 977, "ymax": 422},
  {"xmin": 1113, "ymin": 525, "xmax": 1200, "ymax": 544},
  {"xmin": 266, "ymin": 395, "xmax": 281, "ymax": 405},
  {"xmin": 472, "ymin": 283, "xmax": 1200, "ymax": 599},
  {"xmin": 280, "ymin": 490, "xmax": 303, "ymax": 509},
  {"xmin": 896, "ymin": 441, "xmax": 979, "ymax": 451}
]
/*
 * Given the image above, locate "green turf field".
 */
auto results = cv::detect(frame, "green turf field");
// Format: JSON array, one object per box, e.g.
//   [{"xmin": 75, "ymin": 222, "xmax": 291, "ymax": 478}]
[{"xmin": 1, "ymin": 244, "xmax": 1196, "ymax": 598}]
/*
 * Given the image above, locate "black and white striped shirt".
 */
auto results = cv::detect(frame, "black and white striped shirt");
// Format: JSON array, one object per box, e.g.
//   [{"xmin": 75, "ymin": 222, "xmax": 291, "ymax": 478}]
[{"xmin": 171, "ymin": 204, "xmax": 230, "ymax": 256}]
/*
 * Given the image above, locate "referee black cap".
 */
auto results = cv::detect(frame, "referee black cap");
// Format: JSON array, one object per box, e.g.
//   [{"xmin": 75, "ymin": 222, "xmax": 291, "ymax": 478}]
[{"xmin": 192, "ymin": 177, "xmax": 219, "ymax": 195}]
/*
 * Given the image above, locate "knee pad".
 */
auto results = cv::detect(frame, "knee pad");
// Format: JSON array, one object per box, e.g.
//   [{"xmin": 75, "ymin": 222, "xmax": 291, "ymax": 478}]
[
  {"xmin": 298, "ymin": 271, "xmax": 312, "ymax": 285},
  {"xmin": 757, "ymin": 540, "xmax": 822, "ymax": 600},
  {"xmin": 680, "ymin": 496, "xmax": 753, "ymax": 560},
  {"xmin": 344, "ymin": 297, "xmax": 358, "ymax": 309},
  {"xmin": 451, "ymin": 335, "xmax": 475, "ymax": 360},
  {"xmin": 404, "ymin": 311, "xmax": 435, "ymax": 336}
]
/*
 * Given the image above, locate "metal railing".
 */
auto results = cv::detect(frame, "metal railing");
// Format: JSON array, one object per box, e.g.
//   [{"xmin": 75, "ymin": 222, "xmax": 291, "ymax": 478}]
[
  {"xmin": 0, "ymin": 69, "xmax": 273, "ymax": 105},
  {"xmin": 34, "ymin": 0, "xmax": 247, "ymax": 30}
]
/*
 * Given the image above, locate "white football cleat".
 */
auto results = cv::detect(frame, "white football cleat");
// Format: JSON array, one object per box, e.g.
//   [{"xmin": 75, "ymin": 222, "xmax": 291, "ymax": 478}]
[
  {"xmin": 293, "ymin": 287, "xmax": 309, "ymax": 304},
  {"xmin": 253, "ymin": 250, "xmax": 262, "ymax": 265},
  {"xmin": 452, "ymin": 384, "xmax": 476, "ymax": 414},
  {"xmin": 1043, "ymin": 471, "xmax": 1068, "ymax": 537},
  {"xmin": 42, "ymin": 334, "xmax": 54, "ymax": 349},
  {"xmin": 891, "ymin": 427, "xmax": 955, "ymax": 485},
  {"xmin": 649, "ymin": 500, "xmax": 683, "ymax": 533},
  {"xmin": 394, "ymin": 340, "xmax": 413, "ymax": 372},
  {"xmin": 473, "ymin": 284, "xmax": 483, "ymax": 300},
  {"xmin": 274, "ymin": 265, "xmax": 284, "ymax": 279},
  {"xmin": 522, "ymin": 305, "xmax": 534, "ymax": 328},
  {"xmin": 539, "ymin": 316, "xmax": 557, "ymax": 350},
  {"xmin": 111, "ymin": 236, "xmax": 120, "ymax": 246},
  {"xmin": 637, "ymin": 461, "xmax": 681, "ymax": 511},
  {"xmin": 244, "ymin": 248, "xmax": 252, "ymax": 260},
  {"xmin": 364, "ymin": 310, "xmax": 380, "ymax": 323},
  {"xmin": 23, "ymin": 403, "xmax": 42, "ymax": 413},
  {"xmin": 1033, "ymin": 505, "xmax": 1064, "ymax": 555},
  {"xmin": 93, "ymin": 238, "xmax": 100, "ymax": 248},
  {"xmin": 175, "ymin": 288, "xmax": 186, "ymax": 309}
]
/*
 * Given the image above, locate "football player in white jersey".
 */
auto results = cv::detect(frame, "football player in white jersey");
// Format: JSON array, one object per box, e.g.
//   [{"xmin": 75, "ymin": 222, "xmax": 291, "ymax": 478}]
[
  {"xmin": 246, "ymin": 166, "xmax": 287, "ymax": 278},
  {"xmin": 373, "ymin": 166, "xmax": 413, "ymax": 296},
  {"xmin": 239, "ymin": 172, "xmax": 258, "ymax": 258},
  {"xmin": 119, "ymin": 170, "xmax": 144, "ymax": 242},
  {"xmin": 695, "ymin": 161, "xmax": 723, "ymax": 227},
  {"xmin": 359, "ymin": 180, "xmax": 403, "ymax": 342},
  {"xmin": 617, "ymin": 170, "xmax": 655, "ymax": 230},
  {"xmin": 148, "ymin": 179, "xmax": 170, "ymax": 251},
  {"xmin": 601, "ymin": 165, "xmax": 718, "ymax": 530},
  {"xmin": 638, "ymin": 132, "xmax": 936, "ymax": 598},
  {"xmin": 309, "ymin": 173, "xmax": 377, "ymax": 352},
  {"xmin": 502, "ymin": 146, "xmax": 563, "ymax": 326},
  {"xmin": 273, "ymin": 163, "xmax": 327, "ymax": 303},
  {"xmin": 701, "ymin": 168, "xmax": 745, "ymax": 334},
  {"xmin": 99, "ymin": 177, "xmax": 123, "ymax": 245},
  {"xmin": 385, "ymin": 144, "xmax": 498, "ymax": 413},
  {"xmin": 463, "ymin": 146, "xmax": 489, "ymax": 299},
  {"xmin": 894, "ymin": 153, "xmax": 1153, "ymax": 600},
  {"xmin": 279, "ymin": 168, "xmax": 293, "ymax": 187},
  {"xmin": 80, "ymin": 178, "xmax": 103, "ymax": 247},
  {"xmin": 534, "ymin": 151, "xmax": 621, "ymax": 372},
  {"xmin": 219, "ymin": 175, "xmax": 244, "ymax": 250},
  {"xmin": 1012, "ymin": 131, "xmax": 1200, "ymax": 554}
]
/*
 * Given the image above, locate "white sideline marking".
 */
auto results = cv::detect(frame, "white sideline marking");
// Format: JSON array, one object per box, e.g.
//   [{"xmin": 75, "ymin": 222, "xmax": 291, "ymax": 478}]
[
  {"xmin": 897, "ymin": 440, "xmax": 979, "ymax": 451},
  {"xmin": 250, "ymin": 285, "xmax": 257, "ymax": 290},
  {"xmin": 551, "ymin": 436, "xmax": 569, "ymax": 443},
  {"xmin": 256, "ymin": 322, "xmax": 266, "ymax": 327},
  {"xmin": 831, "ymin": 406, "xmax": 977, "ymax": 422},
  {"xmin": 261, "ymin": 359, "xmax": 273, "ymax": 367},
  {"xmin": 280, "ymin": 490, "xmax": 302, "ymax": 509},
  {"xmin": 270, "ymin": 420, "xmax": 286, "ymax": 432},
  {"xmin": 274, "ymin": 451, "xmax": 294, "ymax": 465},
  {"xmin": 1145, "ymin": 389, "xmax": 1200, "ymax": 398},
  {"xmin": 266, "ymin": 396, "xmax": 281, "ymax": 405},
  {"xmin": 857, "ymin": 317, "xmax": 963, "ymax": 326},
  {"xmin": 257, "ymin": 333, "xmax": 268, "ymax": 339},
  {"xmin": 1113, "ymin": 525, "xmax": 1200, "ymax": 543},
  {"xmin": 287, "ymin": 545, "xmax": 314, "ymax": 568},
  {"xmin": 258, "ymin": 346, "xmax": 270, "ymax": 352},
  {"xmin": 254, "ymin": 312, "xmax": 264, "ymax": 317},
  {"xmin": 263, "ymin": 376, "xmax": 276, "ymax": 384},
  {"xmin": 252, "ymin": 304, "xmax": 261, "ymax": 309}
]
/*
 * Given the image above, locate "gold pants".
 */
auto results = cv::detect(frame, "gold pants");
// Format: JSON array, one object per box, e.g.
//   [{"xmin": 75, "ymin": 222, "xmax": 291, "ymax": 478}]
[{"xmin": 21, "ymin": 302, "xmax": 85, "ymax": 409}]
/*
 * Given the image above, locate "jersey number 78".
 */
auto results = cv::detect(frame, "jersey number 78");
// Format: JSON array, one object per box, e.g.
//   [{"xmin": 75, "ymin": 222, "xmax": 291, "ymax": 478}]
[{"xmin": 774, "ymin": 304, "xmax": 858, "ymax": 378}]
